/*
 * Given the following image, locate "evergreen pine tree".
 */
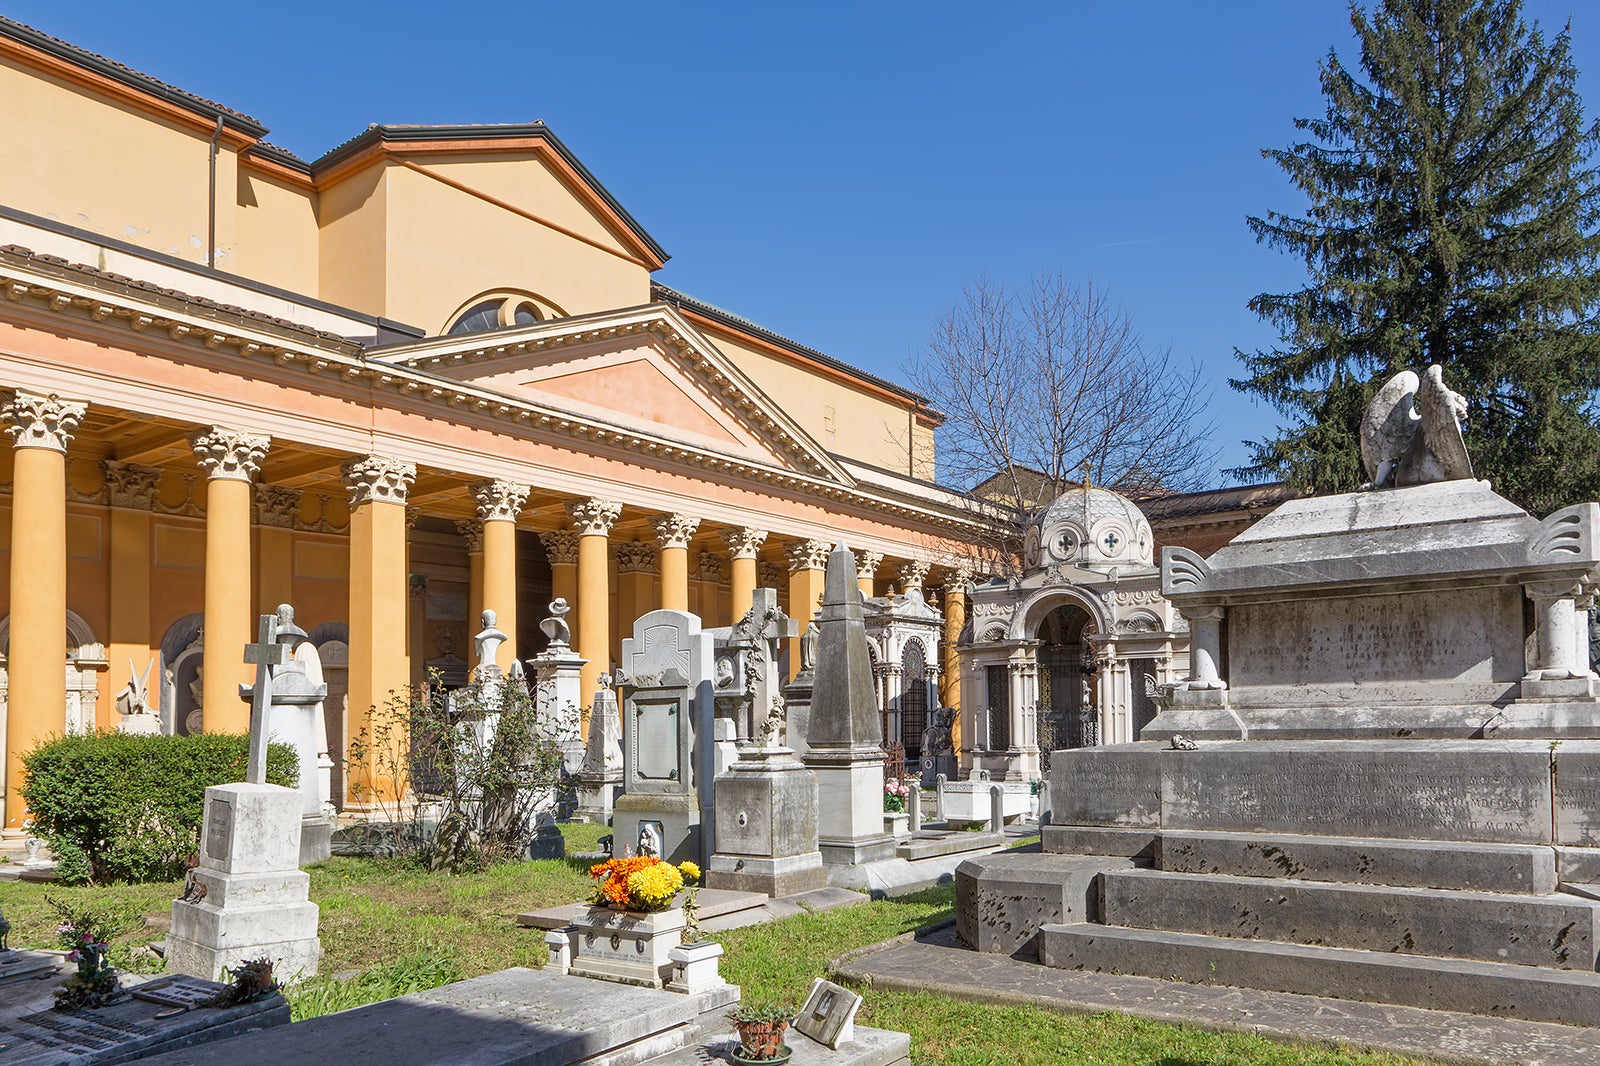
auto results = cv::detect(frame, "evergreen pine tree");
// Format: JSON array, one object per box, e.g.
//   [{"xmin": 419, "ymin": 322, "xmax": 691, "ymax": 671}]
[{"xmin": 1233, "ymin": 0, "xmax": 1600, "ymax": 515}]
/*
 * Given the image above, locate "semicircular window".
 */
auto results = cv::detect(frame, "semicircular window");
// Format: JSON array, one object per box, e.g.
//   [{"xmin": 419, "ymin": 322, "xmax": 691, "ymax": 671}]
[{"xmin": 447, "ymin": 300, "xmax": 503, "ymax": 336}]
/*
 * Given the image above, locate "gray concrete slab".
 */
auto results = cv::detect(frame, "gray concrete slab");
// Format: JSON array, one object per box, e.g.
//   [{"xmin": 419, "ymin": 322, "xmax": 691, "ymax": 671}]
[
  {"xmin": 835, "ymin": 923, "xmax": 1600, "ymax": 1066},
  {"xmin": 1100, "ymin": 867, "xmax": 1600, "ymax": 968},
  {"xmin": 1041, "ymin": 825, "xmax": 1157, "ymax": 859},
  {"xmin": 894, "ymin": 830, "xmax": 1005, "ymax": 860}
]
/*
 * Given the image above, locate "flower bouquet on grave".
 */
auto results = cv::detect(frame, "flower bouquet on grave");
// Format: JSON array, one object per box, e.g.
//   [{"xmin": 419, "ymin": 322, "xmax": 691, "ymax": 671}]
[
  {"xmin": 49, "ymin": 894, "xmax": 129, "ymax": 1010},
  {"xmin": 883, "ymin": 777, "xmax": 910, "ymax": 813},
  {"xmin": 587, "ymin": 856, "xmax": 700, "ymax": 913}
]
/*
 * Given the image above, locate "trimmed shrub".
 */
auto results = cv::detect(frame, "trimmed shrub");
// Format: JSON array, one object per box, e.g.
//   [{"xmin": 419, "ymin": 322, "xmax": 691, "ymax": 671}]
[{"xmin": 21, "ymin": 731, "xmax": 298, "ymax": 884}]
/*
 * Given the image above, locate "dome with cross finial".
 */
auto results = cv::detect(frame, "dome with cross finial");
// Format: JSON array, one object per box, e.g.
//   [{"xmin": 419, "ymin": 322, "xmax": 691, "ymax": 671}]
[{"xmin": 1023, "ymin": 485, "xmax": 1154, "ymax": 571}]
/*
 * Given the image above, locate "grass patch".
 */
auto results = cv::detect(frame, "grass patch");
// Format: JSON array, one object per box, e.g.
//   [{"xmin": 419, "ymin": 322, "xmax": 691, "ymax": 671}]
[
  {"xmin": 558, "ymin": 821, "xmax": 611, "ymax": 854},
  {"xmin": 714, "ymin": 885, "xmax": 1433, "ymax": 1066}
]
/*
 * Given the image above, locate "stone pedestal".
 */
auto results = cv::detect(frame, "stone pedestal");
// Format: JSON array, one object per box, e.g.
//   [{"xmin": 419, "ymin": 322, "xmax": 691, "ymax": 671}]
[
  {"xmin": 666, "ymin": 940, "xmax": 726, "ymax": 995},
  {"xmin": 568, "ymin": 905, "xmax": 685, "ymax": 988},
  {"xmin": 167, "ymin": 783, "xmax": 320, "ymax": 984},
  {"xmin": 574, "ymin": 687, "xmax": 623, "ymax": 824},
  {"xmin": 707, "ymin": 746, "xmax": 828, "ymax": 896}
]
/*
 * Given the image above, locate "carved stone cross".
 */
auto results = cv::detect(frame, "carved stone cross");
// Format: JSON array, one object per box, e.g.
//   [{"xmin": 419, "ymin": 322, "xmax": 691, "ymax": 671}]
[
  {"xmin": 738, "ymin": 587, "xmax": 798, "ymax": 741},
  {"xmin": 241, "ymin": 612, "xmax": 291, "ymax": 784}
]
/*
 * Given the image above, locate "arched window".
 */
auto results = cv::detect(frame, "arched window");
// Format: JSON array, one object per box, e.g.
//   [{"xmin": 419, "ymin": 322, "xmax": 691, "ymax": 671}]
[
  {"xmin": 448, "ymin": 300, "xmax": 502, "ymax": 335},
  {"xmin": 443, "ymin": 291, "xmax": 566, "ymax": 336},
  {"xmin": 901, "ymin": 640, "xmax": 929, "ymax": 759}
]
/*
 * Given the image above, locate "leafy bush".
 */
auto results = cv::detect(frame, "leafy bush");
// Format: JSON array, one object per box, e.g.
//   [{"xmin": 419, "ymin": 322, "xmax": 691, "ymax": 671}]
[{"xmin": 21, "ymin": 731, "xmax": 297, "ymax": 884}]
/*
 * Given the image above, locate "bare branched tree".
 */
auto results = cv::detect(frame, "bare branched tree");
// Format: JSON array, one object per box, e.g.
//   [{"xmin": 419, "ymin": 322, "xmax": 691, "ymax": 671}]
[{"xmin": 906, "ymin": 274, "xmax": 1215, "ymax": 575}]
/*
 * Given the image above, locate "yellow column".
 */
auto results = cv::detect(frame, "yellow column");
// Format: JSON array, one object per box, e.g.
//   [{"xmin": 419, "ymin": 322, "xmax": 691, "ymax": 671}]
[
  {"xmin": 342, "ymin": 455, "xmax": 416, "ymax": 804},
  {"xmin": 784, "ymin": 538, "xmax": 831, "ymax": 679},
  {"xmin": 940, "ymin": 568, "xmax": 971, "ymax": 750},
  {"xmin": 616, "ymin": 540, "xmax": 657, "ymax": 640},
  {"xmin": 854, "ymin": 550, "xmax": 883, "ymax": 597},
  {"xmin": 254, "ymin": 485, "xmax": 299, "ymax": 614},
  {"xmin": 540, "ymin": 530, "xmax": 579, "ymax": 610},
  {"xmin": 473, "ymin": 480, "xmax": 529, "ymax": 672},
  {"xmin": 652, "ymin": 513, "xmax": 700, "ymax": 613},
  {"xmin": 456, "ymin": 519, "xmax": 485, "ymax": 670},
  {"xmin": 2, "ymin": 393, "xmax": 85, "ymax": 829},
  {"xmin": 567, "ymin": 498, "xmax": 621, "ymax": 702},
  {"xmin": 722, "ymin": 527, "xmax": 767, "ymax": 623},
  {"xmin": 104, "ymin": 461, "xmax": 160, "ymax": 731},
  {"xmin": 191, "ymin": 427, "xmax": 269, "ymax": 735}
]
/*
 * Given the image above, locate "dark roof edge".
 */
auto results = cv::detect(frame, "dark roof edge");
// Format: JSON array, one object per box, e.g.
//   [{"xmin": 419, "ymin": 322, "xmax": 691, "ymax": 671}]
[
  {"xmin": 651, "ymin": 283, "xmax": 937, "ymax": 413},
  {"xmin": 0, "ymin": 16, "xmax": 268, "ymax": 137},
  {"xmin": 0, "ymin": 203, "xmax": 424, "ymax": 342},
  {"xmin": 307, "ymin": 123, "xmax": 668, "ymax": 264},
  {"xmin": 246, "ymin": 141, "xmax": 313, "ymax": 173}
]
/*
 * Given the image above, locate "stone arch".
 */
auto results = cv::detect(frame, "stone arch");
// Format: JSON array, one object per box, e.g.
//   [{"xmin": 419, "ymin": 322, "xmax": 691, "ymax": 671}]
[
  {"xmin": 0, "ymin": 610, "xmax": 108, "ymax": 736},
  {"xmin": 158, "ymin": 613, "xmax": 206, "ymax": 736},
  {"xmin": 1010, "ymin": 586, "xmax": 1109, "ymax": 642}
]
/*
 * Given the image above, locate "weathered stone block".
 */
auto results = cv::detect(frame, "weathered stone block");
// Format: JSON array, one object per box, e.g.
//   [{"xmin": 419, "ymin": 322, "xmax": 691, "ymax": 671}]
[
  {"xmin": 954, "ymin": 852, "xmax": 1135, "ymax": 957},
  {"xmin": 1041, "ymin": 825, "xmax": 1157, "ymax": 859},
  {"xmin": 1047, "ymin": 744, "xmax": 1163, "ymax": 827}
]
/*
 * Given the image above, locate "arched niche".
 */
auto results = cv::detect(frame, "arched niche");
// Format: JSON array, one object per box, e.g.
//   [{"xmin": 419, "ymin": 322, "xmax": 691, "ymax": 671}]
[{"xmin": 0, "ymin": 609, "xmax": 109, "ymax": 737}]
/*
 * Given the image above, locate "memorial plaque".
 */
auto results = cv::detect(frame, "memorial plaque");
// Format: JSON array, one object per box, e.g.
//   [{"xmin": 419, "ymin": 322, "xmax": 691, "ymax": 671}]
[
  {"xmin": 204, "ymin": 797, "xmax": 233, "ymax": 862},
  {"xmin": 793, "ymin": 977, "xmax": 862, "ymax": 1049},
  {"xmin": 1048, "ymin": 745, "xmax": 1163, "ymax": 827},
  {"xmin": 1162, "ymin": 741, "xmax": 1553, "ymax": 844},
  {"xmin": 1553, "ymin": 744, "xmax": 1600, "ymax": 846},
  {"xmin": 632, "ymin": 698, "xmax": 682, "ymax": 782}
]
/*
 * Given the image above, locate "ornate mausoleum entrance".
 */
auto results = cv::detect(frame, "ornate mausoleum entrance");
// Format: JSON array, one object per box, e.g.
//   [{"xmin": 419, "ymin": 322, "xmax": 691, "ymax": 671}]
[{"xmin": 1037, "ymin": 604, "xmax": 1096, "ymax": 750}]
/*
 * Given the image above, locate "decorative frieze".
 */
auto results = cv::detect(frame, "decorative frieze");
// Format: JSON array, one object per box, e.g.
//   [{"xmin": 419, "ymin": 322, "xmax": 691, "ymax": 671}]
[
  {"xmin": 190, "ymin": 427, "xmax": 269, "ymax": 482},
  {"xmin": 104, "ymin": 460, "xmax": 163, "ymax": 510},
  {"xmin": 696, "ymin": 552, "xmax": 727, "ymax": 584},
  {"xmin": 651, "ymin": 513, "xmax": 701, "ymax": 550},
  {"xmin": 897, "ymin": 561, "xmax": 931, "ymax": 590},
  {"xmin": 254, "ymin": 484, "xmax": 301, "ymax": 528},
  {"xmin": 472, "ymin": 479, "xmax": 530, "ymax": 522},
  {"xmin": 456, "ymin": 518, "xmax": 485, "ymax": 553},
  {"xmin": 722, "ymin": 527, "xmax": 767, "ymax": 559},
  {"xmin": 540, "ymin": 529, "xmax": 580, "ymax": 566},
  {"xmin": 341, "ymin": 455, "xmax": 416, "ymax": 507},
  {"xmin": 784, "ymin": 538, "xmax": 832, "ymax": 573},
  {"xmin": 567, "ymin": 497, "xmax": 622, "ymax": 537},
  {"xmin": 854, "ymin": 550, "xmax": 884, "ymax": 580},
  {"xmin": 3, "ymin": 391, "xmax": 86, "ymax": 452},
  {"xmin": 616, "ymin": 540, "xmax": 659, "ymax": 574}
]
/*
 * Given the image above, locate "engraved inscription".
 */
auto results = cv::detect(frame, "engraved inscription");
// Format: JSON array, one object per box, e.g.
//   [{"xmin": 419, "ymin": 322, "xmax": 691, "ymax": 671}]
[
  {"xmin": 634, "ymin": 699, "xmax": 681, "ymax": 782},
  {"xmin": 204, "ymin": 797, "xmax": 233, "ymax": 861}
]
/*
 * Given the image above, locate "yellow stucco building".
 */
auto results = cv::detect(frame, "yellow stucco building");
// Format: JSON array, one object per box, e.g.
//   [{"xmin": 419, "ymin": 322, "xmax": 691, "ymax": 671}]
[{"xmin": 0, "ymin": 17, "xmax": 982, "ymax": 826}]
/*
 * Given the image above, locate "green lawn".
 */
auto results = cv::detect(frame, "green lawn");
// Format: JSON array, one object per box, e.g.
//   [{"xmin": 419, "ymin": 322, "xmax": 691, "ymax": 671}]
[{"xmin": 0, "ymin": 834, "xmax": 1435, "ymax": 1064}]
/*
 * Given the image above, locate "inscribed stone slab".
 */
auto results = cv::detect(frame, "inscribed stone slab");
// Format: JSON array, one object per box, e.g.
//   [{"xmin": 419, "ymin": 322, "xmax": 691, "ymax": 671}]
[{"xmin": 1048, "ymin": 745, "xmax": 1163, "ymax": 827}]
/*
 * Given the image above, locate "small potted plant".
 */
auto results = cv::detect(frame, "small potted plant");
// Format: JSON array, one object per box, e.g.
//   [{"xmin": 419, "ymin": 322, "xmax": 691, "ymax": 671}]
[{"xmin": 726, "ymin": 1001, "xmax": 794, "ymax": 1064}]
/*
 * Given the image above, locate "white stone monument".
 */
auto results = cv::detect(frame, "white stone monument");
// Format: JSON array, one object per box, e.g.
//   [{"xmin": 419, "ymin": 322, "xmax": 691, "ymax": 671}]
[
  {"xmin": 113, "ymin": 657, "xmax": 161, "ymax": 735},
  {"xmin": 167, "ymin": 612, "xmax": 320, "ymax": 984}
]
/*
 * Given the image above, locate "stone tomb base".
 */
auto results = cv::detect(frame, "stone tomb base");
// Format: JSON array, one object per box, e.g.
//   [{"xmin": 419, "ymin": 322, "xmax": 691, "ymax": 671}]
[{"xmin": 954, "ymin": 739, "xmax": 1600, "ymax": 1027}]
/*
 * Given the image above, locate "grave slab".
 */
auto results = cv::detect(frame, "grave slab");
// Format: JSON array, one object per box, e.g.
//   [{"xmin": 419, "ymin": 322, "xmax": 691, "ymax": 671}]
[{"xmin": 517, "ymin": 888, "xmax": 768, "ymax": 931}]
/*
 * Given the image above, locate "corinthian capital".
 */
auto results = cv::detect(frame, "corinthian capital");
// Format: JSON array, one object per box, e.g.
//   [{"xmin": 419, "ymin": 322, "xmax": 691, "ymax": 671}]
[
  {"xmin": 696, "ymin": 551, "xmax": 727, "ymax": 584},
  {"xmin": 652, "ymin": 513, "xmax": 701, "ymax": 550},
  {"xmin": 472, "ymin": 479, "xmax": 530, "ymax": 522},
  {"xmin": 854, "ymin": 549, "xmax": 884, "ymax": 579},
  {"xmin": 539, "ymin": 529, "xmax": 580, "ymax": 565},
  {"xmin": 456, "ymin": 518, "xmax": 485, "ymax": 552},
  {"xmin": 3, "ymin": 391, "xmax": 86, "ymax": 452},
  {"xmin": 190, "ymin": 427, "xmax": 269, "ymax": 481},
  {"xmin": 616, "ymin": 540, "xmax": 659, "ymax": 574},
  {"xmin": 722, "ymin": 527, "xmax": 768, "ymax": 560},
  {"xmin": 785, "ymin": 538, "xmax": 833, "ymax": 573},
  {"xmin": 341, "ymin": 455, "xmax": 416, "ymax": 507},
  {"xmin": 103, "ymin": 460, "xmax": 163, "ymax": 510},
  {"xmin": 566, "ymin": 497, "xmax": 621, "ymax": 537},
  {"xmin": 897, "ymin": 560, "xmax": 931, "ymax": 590},
  {"xmin": 255, "ymin": 484, "xmax": 301, "ymax": 528}
]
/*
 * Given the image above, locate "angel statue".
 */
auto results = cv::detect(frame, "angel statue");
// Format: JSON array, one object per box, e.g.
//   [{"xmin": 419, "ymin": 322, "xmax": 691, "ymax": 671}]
[{"xmin": 1359, "ymin": 364, "xmax": 1473, "ymax": 488}]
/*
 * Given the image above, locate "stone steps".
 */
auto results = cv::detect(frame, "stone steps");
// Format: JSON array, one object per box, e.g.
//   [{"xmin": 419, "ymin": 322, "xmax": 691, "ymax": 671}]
[
  {"xmin": 1038, "ymin": 922, "xmax": 1600, "ymax": 1028},
  {"xmin": 1155, "ymin": 829, "xmax": 1558, "ymax": 894},
  {"xmin": 1100, "ymin": 868, "xmax": 1600, "ymax": 969}
]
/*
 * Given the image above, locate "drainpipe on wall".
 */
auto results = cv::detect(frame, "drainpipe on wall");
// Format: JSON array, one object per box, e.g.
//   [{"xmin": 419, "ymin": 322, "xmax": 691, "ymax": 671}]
[{"xmin": 206, "ymin": 116, "xmax": 223, "ymax": 266}]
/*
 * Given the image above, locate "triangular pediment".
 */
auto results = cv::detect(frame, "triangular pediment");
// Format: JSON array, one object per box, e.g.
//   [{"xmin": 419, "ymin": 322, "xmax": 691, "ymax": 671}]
[{"xmin": 371, "ymin": 305, "xmax": 851, "ymax": 482}]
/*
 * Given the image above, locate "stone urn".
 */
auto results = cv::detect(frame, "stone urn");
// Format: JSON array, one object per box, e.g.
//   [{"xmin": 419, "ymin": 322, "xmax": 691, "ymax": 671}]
[{"xmin": 567, "ymin": 904, "xmax": 686, "ymax": 988}]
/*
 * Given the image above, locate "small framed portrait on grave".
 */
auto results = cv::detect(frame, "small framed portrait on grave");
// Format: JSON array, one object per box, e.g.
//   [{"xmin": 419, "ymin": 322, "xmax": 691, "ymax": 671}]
[{"xmin": 793, "ymin": 977, "xmax": 861, "ymax": 1049}]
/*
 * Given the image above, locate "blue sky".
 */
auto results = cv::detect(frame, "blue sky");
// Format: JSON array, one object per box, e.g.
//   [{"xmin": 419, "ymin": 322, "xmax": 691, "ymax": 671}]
[{"xmin": 9, "ymin": 1, "xmax": 1600, "ymax": 484}]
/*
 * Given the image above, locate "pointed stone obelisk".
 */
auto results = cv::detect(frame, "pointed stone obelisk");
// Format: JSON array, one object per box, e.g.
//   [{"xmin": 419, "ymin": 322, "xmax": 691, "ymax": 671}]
[{"xmin": 802, "ymin": 544, "xmax": 895, "ymax": 865}]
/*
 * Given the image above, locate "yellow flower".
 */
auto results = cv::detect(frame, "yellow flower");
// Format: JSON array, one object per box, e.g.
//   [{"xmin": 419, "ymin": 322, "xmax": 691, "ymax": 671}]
[
  {"xmin": 625, "ymin": 861, "xmax": 684, "ymax": 910},
  {"xmin": 678, "ymin": 861, "xmax": 701, "ymax": 884}
]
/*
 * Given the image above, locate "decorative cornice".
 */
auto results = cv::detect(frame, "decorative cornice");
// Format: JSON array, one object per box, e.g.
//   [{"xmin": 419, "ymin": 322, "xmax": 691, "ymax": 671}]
[
  {"xmin": 651, "ymin": 512, "xmax": 701, "ymax": 550},
  {"xmin": 854, "ymin": 550, "xmax": 884, "ymax": 579},
  {"xmin": 539, "ymin": 529, "xmax": 580, "ymax": 565},
  {"xmin": 696, "ymin": 551, "xmax": 727, "ymax": 584},
  {"xmin": 785, "ymin": 538, "xmax": 833, "ymax": 573},
  {"xmin": 472, "ymin": 479, "xmax": 530, "ymax": 523},
  {"xmin": 254, "ymin": 484, "xmax": 300, "ymax": 528},
  {"xmin": 190, "ymin": 427, "xmax": 268, "ymax": 482},
  {"xmin": 567, "ymin": 497, "xmax": 622, "ymax": 537},
  {"xmin": 341, "ymin": 455, "xmax": 416, "ymax": 507},
  {"xmin": 103, "ymin": 460, "xmax": 162, "ymax": 509},
  {"xmin": 897, "ymin": 561, "xmax": 931, "ymax": 590},
  {"xmin": 456, "ymin": 518, "xmax": 484, "ymax": 553},
  {"xmin": 615, "ymin": 540, "xmax": 659, "ymax": 574},
  {"xmin": 722, "ymin": 527, "xmax": 768, "ymax": 560},
  {"xmin": 2, "ymin": 390, "xmax": 85, "ymax": 453}
]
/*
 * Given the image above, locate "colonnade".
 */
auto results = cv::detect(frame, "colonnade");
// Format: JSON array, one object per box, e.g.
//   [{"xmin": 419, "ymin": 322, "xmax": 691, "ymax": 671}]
[{"xmin": 0, "ymin": 389, "xmax": 967, "ymax": 827}]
